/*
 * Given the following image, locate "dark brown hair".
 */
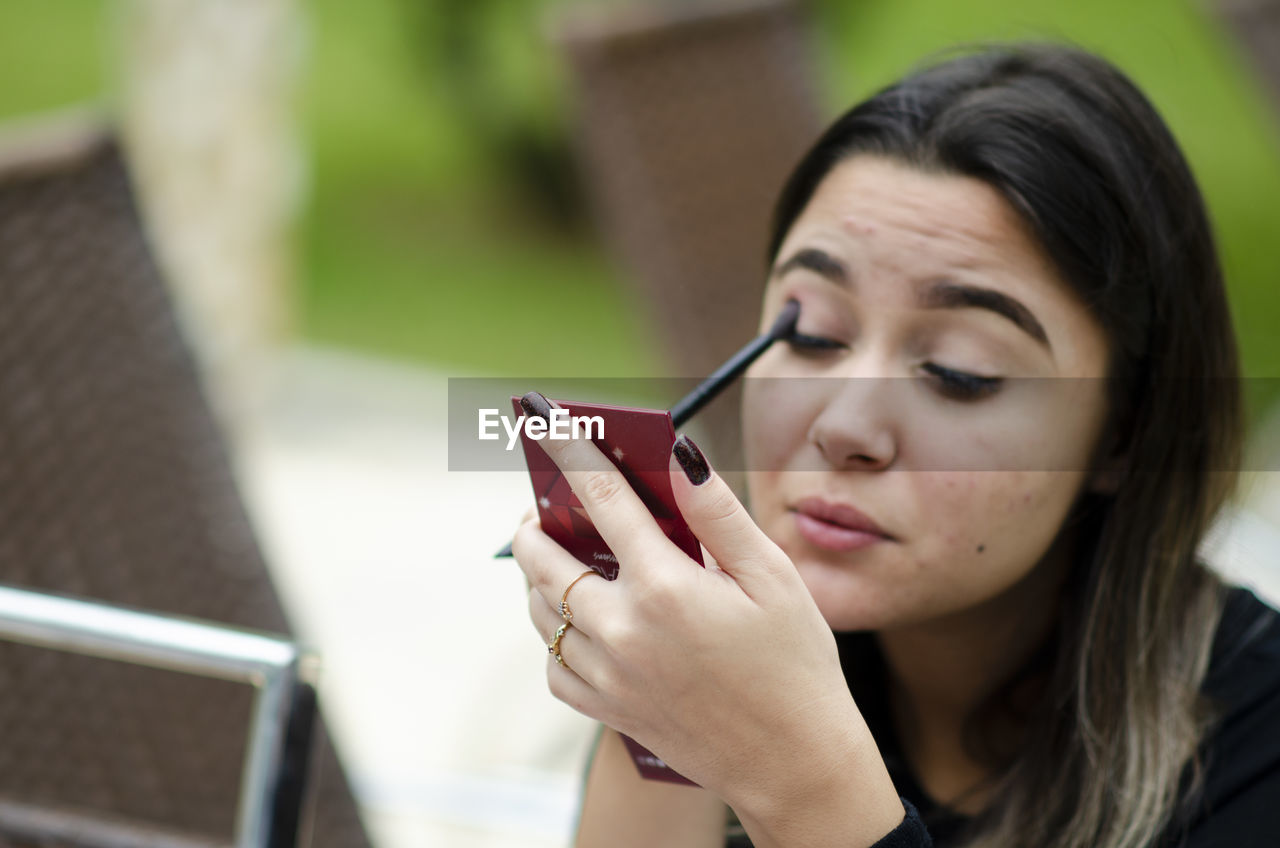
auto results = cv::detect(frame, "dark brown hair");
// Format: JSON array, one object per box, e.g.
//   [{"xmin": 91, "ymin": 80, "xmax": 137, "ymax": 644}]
[{"xmin": 770, "ymin": 44, "xmax": 1243, "ymax": 847}]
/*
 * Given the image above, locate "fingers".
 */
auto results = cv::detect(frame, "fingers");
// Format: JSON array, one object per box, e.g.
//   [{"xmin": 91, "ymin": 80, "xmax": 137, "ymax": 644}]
[
  {"xmin": 669, "ymin": 435, "xmax": 791, "ymax": 597},
  {"xmin": 529, "ymin": 587, "xmax": 605, "ymax": 719},
  {"xmin": 512, "ymin": 516, "xmax": 609, "ymax": 636},
  {"xmin": 519, "ymin": 392, "xmax": 681, "ymax": 574}
]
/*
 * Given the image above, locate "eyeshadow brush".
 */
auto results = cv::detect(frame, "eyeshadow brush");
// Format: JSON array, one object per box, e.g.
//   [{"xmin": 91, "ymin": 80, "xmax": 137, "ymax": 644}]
[
  {"xmin": 669, "ymin": 298, "xmax": 800, "ymax": 427},
  {"xmin": 494, "ymin": 299, "xmax": 801, "ymax": 558}
]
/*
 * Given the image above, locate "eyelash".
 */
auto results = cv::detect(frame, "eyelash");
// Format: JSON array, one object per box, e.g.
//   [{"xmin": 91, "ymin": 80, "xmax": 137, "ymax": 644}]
[
  {"xmin": 784, "ymin": 335, "xmax": 1003, "ymax": 401},
  {"xmin": 786, "ymin": 332, "xmax": 846, "ymax": 352},
  {"xmin": 919, "ymin": 362, "xmax": 1003, "ymax": 401}
]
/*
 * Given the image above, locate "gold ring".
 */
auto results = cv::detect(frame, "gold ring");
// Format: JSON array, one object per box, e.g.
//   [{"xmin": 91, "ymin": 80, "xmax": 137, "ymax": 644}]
[
  {"xmin": 547, "ymin": 622, "xmax": 572, "ymax": 667},
  {"xmin": 559, "ymin": 569, "xmax": 602, "ymax": 624}
]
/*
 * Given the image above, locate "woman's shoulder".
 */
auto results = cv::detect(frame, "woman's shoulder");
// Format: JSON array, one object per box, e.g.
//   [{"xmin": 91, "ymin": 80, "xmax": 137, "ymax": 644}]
[
  {"xmin": 1204, "ymin": 584, "xmax": 1280, "ymax": 705},
  {"xmin": 1176, "ymin": 584, "xmax": 1280, "ymax": 845},
  {"xmin": 1201, "ymin": 584, "xmax": 1280, "ymax": 780}
]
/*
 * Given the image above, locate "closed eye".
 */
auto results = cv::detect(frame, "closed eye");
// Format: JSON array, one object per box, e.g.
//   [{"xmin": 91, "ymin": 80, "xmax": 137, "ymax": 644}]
[
  {"xmin": 785, "ymin": 332, "xmax": 847, "ymax": 354},
  {"xmin": 920, "ymin": 362, "xmax": 1002, "ymax": 401}
]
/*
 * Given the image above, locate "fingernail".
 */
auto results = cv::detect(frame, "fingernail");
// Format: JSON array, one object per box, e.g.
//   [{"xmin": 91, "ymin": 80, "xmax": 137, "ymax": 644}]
[
  {"xmin": 673, "ymin": 434, "xmax": 710, "ymax": 486},
  {"xmin": 520, "ymin": 391, "xmax": 553, "ymax": 422}
]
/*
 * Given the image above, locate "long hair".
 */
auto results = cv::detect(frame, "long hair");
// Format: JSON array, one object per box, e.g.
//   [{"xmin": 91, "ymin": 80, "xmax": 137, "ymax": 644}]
[{"xmin": 769, "ymin": 45, "xmax": 1243, "ymax": 847}]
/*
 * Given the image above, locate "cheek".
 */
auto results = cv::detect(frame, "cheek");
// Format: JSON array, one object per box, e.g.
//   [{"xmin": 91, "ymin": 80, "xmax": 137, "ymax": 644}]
[
  {"xmin": 910, "ymin": 471, "xmax": 1083, "ymax": 587},
  {"xmin": 902, "ymin": 405, "xmax": 1083, "ymax": 475},
  {"xmin": 743, "ymin": 371, "xmax": 826, "ymax": 532},
  {"xmin": 923, "ymin": 381, "xmax": 1105, "ymax": 474},
  {"xmin": 890, "ymin": 373, "xmax": 1111, "ymax": 481},
  {"xmin": 924, "ymin": 473, "xmax": 1044, "ymax": 536},
  {"xmin": 742, "ymin": 366, "xmax": 821, "ymax": 472}
]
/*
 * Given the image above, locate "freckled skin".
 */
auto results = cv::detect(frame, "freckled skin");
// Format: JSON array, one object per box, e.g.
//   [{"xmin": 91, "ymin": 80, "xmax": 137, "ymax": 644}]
[{"xmin": 743, "ymin": 156, "xmax": 1112, "ymax": 633}]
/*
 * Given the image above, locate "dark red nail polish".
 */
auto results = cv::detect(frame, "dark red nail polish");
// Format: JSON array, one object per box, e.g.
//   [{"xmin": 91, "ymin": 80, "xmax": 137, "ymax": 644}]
[
  {"xmin": 673, "ymin": 434, "xmax": 710, "ymax": 486},
  {"xmin": 520, "ymin": 391, "xmax": 552, "ymax": 422}
]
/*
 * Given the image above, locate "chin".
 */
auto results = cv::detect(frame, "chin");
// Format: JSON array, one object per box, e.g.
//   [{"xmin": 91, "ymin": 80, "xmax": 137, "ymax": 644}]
[
  {"xmin": 796, "ymin": 555, "xmax": 955, "ymax": 633},
  {"xmin": 796, "ymin": 562, "xmax": 899, "ymax": 631}
]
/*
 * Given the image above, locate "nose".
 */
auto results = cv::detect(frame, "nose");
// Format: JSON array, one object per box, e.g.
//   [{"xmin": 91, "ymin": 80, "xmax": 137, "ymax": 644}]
[{"xmin": 807, "ymin": 376, "xmax": 898, "ymax": 471}]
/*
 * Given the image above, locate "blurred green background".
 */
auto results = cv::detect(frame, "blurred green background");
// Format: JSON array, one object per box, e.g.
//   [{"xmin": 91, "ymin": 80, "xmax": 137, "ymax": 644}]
[{"xmin": 1, "ymin": 0, "xmax": 1277, "ymax": 402}]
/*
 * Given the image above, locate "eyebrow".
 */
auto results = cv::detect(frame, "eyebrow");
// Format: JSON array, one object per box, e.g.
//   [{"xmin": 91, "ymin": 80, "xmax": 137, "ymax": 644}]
[
  {"xmin": 919, "ymin": 280, "xmax": 1050, "ymax": 349},
  {"xmin": 771, "ymin": 248, "xmax": 849, "ymax": 286},
  {"xmin": 771, "ymin": 247, "xmax": 1051, "ymax": 350}
]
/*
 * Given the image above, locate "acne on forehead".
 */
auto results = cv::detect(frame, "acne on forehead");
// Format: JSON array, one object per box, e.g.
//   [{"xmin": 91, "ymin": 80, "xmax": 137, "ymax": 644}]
[
  {"xmin": 840, "ymin": 200, "xmax": 1001, "ymax": 257},
  {"xmin": 838, "ymin": 213, "xmax": 992, "ymax": 273},
  {"xmin": 841, "ymin": 216, "xmax": 877, "ymax": 236}
]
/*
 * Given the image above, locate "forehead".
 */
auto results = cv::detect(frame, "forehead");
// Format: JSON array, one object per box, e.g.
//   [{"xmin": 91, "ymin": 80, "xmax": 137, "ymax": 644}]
[{"xmin": 783, "ymin": 155, "xmax": 1041, "ymax": 267}]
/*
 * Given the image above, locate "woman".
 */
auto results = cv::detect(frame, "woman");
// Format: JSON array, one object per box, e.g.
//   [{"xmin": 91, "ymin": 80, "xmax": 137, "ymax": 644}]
[{"xmin": 511, "ymin": 44, "xmax": 1280, "ymax": 847}]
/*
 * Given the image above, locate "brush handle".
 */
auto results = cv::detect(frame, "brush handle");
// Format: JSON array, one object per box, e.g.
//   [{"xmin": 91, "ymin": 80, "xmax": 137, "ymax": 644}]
[{"xmin": 669, "ymin": 332, "xmax": 775, "ymax": 428}]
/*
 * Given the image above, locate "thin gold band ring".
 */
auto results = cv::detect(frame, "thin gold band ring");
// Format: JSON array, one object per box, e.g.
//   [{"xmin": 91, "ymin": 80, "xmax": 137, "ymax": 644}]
[{"xmin": 559, "ymin": 568, "xmax": 602, "ymax": 624}]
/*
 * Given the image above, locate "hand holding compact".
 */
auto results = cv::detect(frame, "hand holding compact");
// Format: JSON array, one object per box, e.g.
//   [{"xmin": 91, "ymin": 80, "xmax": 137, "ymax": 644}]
[{"xmin": 510, "ymin": 392, "xmax": 902, "ymax": 842}]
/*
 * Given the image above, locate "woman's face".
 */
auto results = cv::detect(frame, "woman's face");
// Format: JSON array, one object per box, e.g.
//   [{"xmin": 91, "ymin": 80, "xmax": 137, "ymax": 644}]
[{"xmin": 744, "ymin": 156, "xmax": 1112, "ymax": 632}]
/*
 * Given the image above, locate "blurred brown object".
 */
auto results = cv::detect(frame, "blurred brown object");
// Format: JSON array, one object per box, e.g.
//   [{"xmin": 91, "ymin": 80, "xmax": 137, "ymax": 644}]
[
  {"xmin": 0, "ymin": 118, "xmax": 369, "ymax": 847},
  {"xmin": 1217, "ymin": 0, "xmax": 1280, "ymax": 119},
  {"xmin": 556, "ymin": 0, "xmax": 823, "ymax": 473}
]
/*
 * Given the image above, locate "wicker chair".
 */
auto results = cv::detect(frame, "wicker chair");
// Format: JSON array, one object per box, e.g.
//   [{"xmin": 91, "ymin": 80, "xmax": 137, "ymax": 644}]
[
  {"xmin": 555, "ymin": 0, "xmax": 822, "ymax": 472},
  {"xmin": 1217, "ymin": 0, "xmax": 1280, "ymax": 119},
  {"xmin": 0, "ymin": 118, "xmax": 369, "ymax": 848}
]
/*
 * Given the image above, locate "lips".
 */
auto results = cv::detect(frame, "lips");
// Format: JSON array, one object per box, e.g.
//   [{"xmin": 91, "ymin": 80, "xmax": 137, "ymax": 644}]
[{"xmin": 791, "ymin": 497, "xmax": 892, "ymax": 552}]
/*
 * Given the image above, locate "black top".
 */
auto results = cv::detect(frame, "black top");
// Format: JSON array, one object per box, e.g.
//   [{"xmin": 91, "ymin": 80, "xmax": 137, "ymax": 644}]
[{"xmin": 727, "ymin": 586, "xmax": 1280, "ymax": 847}]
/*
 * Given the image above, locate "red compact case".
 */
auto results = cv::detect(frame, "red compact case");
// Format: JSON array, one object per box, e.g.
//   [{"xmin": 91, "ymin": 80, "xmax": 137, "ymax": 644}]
[{"xmin": 512, "ymin": 396, "xmax": 702, "ymax": 785}]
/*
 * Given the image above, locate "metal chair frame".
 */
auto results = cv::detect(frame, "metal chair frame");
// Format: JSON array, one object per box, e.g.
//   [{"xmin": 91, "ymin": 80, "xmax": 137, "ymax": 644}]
[{"xmin": 0, "ymin": 584, "xmax": 314, "ymax": 848}]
